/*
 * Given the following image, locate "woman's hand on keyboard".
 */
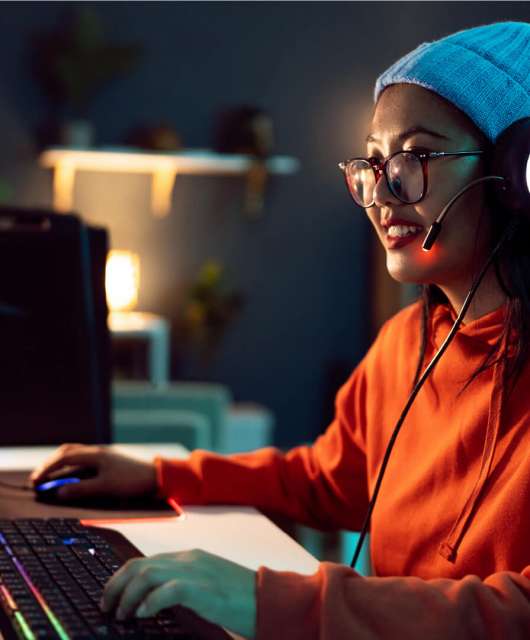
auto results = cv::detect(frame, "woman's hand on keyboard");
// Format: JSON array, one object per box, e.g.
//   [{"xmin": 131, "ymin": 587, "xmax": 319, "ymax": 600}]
[
  {"xmin": 28, "ymin": 443, "xmax": 158, "ymax": 500},
  {"xmin": 100, "ymin": 548, "xmax": 257, "ymax": 639}
]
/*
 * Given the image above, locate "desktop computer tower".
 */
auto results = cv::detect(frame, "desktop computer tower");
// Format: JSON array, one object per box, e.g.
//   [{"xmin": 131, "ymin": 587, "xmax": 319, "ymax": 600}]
[{"xmin": 0, "ymin": 206, "xmax": 111, "ymax": 445}]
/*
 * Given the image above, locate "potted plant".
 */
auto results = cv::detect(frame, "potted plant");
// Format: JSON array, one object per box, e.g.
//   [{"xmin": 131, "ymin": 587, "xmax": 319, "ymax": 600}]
[
  {"xmin": 29, "ymin": 7, "xmax": 143, "ymax": 148},
  {"xmin": 179, "ymin": 260, "xmax": 245, "ymax": 367}
]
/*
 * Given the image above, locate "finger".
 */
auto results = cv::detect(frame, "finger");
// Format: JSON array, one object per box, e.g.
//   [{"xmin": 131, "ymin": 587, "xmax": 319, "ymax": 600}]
[
  {"xmin": 101, "ymin": 558, "xmax": 143, "ymax": 613},
  {"xmin": 114, "ymin": 567, "xmax": 164, "ymax": 620},
  {"xmin": 28, "ymin": 444, "xmax": 78, "ymax": 483},
  {"xmin": 135, "ymin": 579, "xmax": 186, "ymax": 619},
  {"xmin": 29, "ymin": 444, "xmax": 85, "ymax": 482},
  {"xmin": 30, "ymin": 447, "xmax": 100, "ymax": 484}
]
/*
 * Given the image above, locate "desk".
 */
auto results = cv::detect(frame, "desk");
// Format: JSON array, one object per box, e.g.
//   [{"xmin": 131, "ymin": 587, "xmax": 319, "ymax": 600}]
[
  {"xmin": 1, "ymin": 445, "xmax": 318, "ymax": 639},
  {"xmin": 0, "ymin": 444, "xmax": 318, "ymax": 575}
]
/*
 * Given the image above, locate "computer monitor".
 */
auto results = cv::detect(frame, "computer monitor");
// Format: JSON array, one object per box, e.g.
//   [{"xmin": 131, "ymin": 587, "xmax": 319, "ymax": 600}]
[{"xmin": 0, "ymin": 206, "xmax": 111, "ymax": 445}]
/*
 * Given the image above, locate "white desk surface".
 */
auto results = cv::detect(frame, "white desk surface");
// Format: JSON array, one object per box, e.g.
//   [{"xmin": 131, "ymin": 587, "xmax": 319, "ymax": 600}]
[{"xmin": 0, "ymin": 444, "xmax": 319, "ymax": 576}]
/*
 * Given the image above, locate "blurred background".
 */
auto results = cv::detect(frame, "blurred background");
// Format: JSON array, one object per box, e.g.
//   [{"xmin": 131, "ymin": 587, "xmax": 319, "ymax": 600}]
[{"xmin": 1, "ymin": 0, "xmax": 529, "ymax": 456}]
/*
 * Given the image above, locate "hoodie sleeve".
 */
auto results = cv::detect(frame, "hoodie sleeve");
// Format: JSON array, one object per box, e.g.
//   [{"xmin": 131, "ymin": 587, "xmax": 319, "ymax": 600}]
[
  {"xmin": 255, "ymin": 562, "xmax": 530, "ymax": 639},
  {"xmin": 154, "ymin": 360, "xmax": 370, "ymax": 531}
]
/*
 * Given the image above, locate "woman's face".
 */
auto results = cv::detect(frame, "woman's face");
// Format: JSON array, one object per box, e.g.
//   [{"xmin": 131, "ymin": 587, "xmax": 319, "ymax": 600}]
[{"xmin": 366, "ymin": 84, "xmax": 490, "ymax": 289}]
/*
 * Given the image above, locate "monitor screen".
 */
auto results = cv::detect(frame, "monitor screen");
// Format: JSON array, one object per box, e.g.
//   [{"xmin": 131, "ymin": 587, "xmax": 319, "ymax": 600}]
[{"xmin": 0, "ymin": 207, "xmax": 111, "ymax": 445}]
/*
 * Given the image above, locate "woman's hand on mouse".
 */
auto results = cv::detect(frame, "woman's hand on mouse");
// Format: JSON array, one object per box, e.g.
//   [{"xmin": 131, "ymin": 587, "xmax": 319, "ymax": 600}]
[{"xmin": 29, "ymin": 444, "xmax": 158, "ymax": 500}]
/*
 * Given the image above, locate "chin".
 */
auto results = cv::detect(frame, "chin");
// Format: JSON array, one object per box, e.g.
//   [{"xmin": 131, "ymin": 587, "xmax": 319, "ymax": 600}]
[
  {"xmin": 385, "ymin": 257, "xmax": 435, "ymax": 285},
  {"xmin": 387, "ymin": 270, "xmax": 423, "ymax": 284},
  {"xmin": 385, "ymin": 242, "xmax": 450, "ymax": 285}
]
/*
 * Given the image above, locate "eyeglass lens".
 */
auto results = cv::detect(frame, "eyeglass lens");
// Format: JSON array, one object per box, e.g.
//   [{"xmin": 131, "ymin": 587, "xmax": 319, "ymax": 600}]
[{"xmin": 345, "ymin": 152, "xmax": 424, "ymax": 207}]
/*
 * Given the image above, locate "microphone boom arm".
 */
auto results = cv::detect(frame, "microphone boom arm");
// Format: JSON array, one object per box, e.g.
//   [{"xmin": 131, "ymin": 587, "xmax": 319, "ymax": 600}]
[{"xmin": 422, "ymin": 175, "xmax": 505, "ymax": 251}]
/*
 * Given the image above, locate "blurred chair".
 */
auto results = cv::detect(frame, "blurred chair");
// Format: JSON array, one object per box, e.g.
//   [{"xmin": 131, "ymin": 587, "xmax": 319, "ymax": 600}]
[
  {"xmin": 217, "ymin": 403, "xmax": 274, "ymax": 454},
  {"xmin": 112, "ymin": 381, "xmax": 231, "ymax": 451},
  {"xmin": 113, "ymin": 409, "xmax": 212, "ymax": 450},
  {"xmin": 112, "ymin": 381, "xmax": 275, "ymax": 455}
]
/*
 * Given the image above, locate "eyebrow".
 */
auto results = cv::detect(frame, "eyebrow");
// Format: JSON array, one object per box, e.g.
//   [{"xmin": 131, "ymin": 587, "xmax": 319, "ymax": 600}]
[{"xmin": 365, "ymin": 125, "xmax": 450, "ymax": 144}]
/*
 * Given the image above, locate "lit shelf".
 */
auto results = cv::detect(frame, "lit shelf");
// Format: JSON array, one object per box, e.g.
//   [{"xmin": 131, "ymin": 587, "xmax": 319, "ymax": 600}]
[{"xmin": 39, "ymin": 147, "xmax": 300, "ymax": 217}]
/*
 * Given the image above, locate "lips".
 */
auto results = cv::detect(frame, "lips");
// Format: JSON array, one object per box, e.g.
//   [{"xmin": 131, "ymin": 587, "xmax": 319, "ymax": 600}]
[{"xmin": 382, "ymin": 218, "xmax": 424, "ymax": 250}]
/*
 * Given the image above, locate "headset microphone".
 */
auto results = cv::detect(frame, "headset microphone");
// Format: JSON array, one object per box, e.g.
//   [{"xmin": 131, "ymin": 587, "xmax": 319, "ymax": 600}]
[
  {"xmin": 422, "ymin": 176, "xmax": 504, "ymax": 251},
  {"xmin": 422, "ymin": 116, "xmax": 530, "ymax": 252}
]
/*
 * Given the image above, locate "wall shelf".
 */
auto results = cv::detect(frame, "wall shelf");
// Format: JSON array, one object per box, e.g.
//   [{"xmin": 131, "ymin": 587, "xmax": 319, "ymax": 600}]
[{"xmin": 39, "ymin": 147, "xmax": 300, "ymax": 217}]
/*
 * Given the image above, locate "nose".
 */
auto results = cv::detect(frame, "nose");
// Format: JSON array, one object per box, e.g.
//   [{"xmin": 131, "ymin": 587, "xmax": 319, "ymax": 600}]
[{"xmin": 372, "ymin": 169, "xmax": 402, "ymax": 208}]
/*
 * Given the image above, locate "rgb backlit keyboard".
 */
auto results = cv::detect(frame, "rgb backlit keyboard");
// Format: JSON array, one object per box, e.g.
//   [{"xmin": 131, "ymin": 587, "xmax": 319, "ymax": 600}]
[{"xmin": 0, "ymin": 518, "xmax": 229, "ymax": 640}]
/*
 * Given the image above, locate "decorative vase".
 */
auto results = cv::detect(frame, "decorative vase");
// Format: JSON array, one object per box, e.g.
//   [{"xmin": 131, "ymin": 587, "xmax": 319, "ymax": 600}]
[{"xmin": 60, "ymin": 119, "xmax": 95, "ymax": 148}]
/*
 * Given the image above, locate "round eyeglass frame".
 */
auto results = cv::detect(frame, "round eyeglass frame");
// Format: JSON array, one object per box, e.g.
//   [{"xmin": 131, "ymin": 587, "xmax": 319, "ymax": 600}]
[{"xmin": 338, "ymin": 149, "xmax": 484, "ymax": 208}]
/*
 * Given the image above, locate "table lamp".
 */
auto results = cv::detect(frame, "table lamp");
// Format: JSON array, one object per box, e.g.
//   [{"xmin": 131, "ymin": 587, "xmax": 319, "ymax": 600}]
[
  {"xmin": 105, "ymin": 250, "xmax": 140, "ymax": 314},
  {"xmin": 105, "ymin": 250, "xmax": 170, "ymax": 385}
]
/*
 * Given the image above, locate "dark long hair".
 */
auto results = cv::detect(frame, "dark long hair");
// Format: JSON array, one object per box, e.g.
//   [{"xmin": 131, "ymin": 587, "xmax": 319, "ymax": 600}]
[{"xmin": 412, "ymin": 205, "xmax": 530, "ymax": 393}]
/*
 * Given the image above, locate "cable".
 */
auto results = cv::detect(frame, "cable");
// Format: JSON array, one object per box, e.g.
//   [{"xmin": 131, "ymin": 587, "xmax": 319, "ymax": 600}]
[{"xmin": 350, "ymin": 218, "xmax": 517, "ymax": 569}]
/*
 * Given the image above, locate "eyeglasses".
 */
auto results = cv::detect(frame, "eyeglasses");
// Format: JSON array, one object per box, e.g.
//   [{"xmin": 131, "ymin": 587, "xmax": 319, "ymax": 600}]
[{"xmin": 338, "ymin": 149, "xmax": 484, "ymax": 208}]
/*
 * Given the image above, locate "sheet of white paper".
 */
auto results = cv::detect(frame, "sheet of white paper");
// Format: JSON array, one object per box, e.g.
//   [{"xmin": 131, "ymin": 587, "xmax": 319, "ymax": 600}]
[{"xmin": 88, "ymin": 505, "xmax": 319, "ymax": 575}]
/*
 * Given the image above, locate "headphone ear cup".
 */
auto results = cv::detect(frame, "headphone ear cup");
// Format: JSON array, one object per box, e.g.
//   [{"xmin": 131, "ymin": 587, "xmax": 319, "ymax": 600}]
[{"xmin": 491, "ymin": 117, "xmax": 530, "ymax": 214}]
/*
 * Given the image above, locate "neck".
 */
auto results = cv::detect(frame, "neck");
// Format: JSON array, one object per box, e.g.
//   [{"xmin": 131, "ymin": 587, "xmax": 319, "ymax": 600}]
[{"xmin": 438, "ymin": 265, "xmax": 507, "ymax": 324}]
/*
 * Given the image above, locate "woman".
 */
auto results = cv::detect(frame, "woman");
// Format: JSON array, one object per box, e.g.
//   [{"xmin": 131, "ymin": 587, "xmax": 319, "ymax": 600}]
[{"xmin": 30, "ymin": 21, "xmax": 530, "ymax": 639}]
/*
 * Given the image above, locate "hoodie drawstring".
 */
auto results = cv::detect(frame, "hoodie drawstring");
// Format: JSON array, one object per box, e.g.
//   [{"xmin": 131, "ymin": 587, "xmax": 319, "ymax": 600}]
[{"xmin": 438, "ymin": 352, "xmax": 506, "ymax": 563}]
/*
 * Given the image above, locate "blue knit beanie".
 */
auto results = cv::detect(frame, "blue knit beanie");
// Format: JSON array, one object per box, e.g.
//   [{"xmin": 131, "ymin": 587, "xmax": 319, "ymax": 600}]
[{"xmin": 374, "ymin": 22, "xmax": 530, "ymax": 143}]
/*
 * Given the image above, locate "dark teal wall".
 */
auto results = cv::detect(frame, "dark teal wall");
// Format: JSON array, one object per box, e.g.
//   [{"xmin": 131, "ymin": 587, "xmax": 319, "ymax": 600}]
[{"xmin": 0, "ymin": 2, "xmax": 529, "ymax": 447}]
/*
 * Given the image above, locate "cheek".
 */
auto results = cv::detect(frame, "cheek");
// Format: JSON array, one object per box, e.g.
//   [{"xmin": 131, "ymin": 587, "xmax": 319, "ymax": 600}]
[
  {"xmin": 418, "ymin": 188, "xmax": 488, "ymax": 257},
  {"xmin": 414, "ymin": 194, "xmax": 444, "ymax": 227},
  {"xmin": 421, "ymin": 160, "xmax": 486, "ymax": 224}
]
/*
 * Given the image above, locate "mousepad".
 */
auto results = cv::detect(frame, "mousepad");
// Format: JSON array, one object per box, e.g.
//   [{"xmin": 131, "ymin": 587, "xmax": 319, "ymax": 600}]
[{"xmin": 0, "ymin": 470, "xmax": 180, "ymax": 520}]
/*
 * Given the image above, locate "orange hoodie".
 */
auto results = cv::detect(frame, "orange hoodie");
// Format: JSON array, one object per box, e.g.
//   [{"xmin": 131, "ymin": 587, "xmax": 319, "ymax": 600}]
[{"xmin": 154, "ymin": 301, "xmax": 530, "ymax": 639}]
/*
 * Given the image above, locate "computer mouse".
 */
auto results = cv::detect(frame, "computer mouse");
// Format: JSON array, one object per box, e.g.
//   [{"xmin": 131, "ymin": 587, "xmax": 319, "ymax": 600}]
[{"xmin": 34, "ymin": 466, "xmax": 98, "ymax": 502}]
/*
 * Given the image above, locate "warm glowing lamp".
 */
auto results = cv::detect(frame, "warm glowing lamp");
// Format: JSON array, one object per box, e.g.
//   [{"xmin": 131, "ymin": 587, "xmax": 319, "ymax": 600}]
[{"xmin": 105, "ymin": 250, "xmax": 140, "ymax": 312}]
